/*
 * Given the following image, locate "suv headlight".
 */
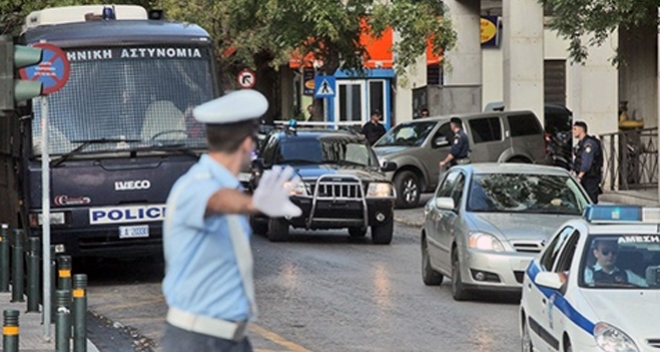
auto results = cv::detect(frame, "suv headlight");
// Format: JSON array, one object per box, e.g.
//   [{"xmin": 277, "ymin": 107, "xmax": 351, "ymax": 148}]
[
  {"xmin": 366, "ymin": 182, "xmax": 394, "ymax": 198},
  {"xmin": 468, "ymin": 232, "xmax": 504, "ymax": 252},
  {"xmin": 594, "ymin": 323, "xmax": 639, "ymax": 352},
  {"xmin": 284, "ymin": 181, "xmax": 307, "ymax": 196}
]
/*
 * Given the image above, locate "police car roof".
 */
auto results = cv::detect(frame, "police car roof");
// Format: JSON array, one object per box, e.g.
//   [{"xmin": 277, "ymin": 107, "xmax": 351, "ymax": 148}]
[
  {"xmin": 277, "ymin": 128, "xmax": 363, "ymax": 140},
  {"xmin": 22, "ymin": 20, "xmax": 210, "ymax": 46},
  {"xmin": 453, "ymin": 163, "xmax": 572, "ymax": 176}
]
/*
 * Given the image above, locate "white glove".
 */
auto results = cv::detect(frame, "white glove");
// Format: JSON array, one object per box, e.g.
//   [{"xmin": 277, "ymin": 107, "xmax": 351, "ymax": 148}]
[{"xmin": 252, "ymin": 165, "xmax": 303, "ymax": 218}]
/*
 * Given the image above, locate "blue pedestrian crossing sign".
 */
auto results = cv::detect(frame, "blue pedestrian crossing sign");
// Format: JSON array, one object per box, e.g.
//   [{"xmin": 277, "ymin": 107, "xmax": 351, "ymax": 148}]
[{"xmin": 314, "ymin": 75, "xmax": 336, "ymax": 98}]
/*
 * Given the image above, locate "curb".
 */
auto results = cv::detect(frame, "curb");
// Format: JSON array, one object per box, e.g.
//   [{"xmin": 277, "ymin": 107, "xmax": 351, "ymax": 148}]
[{"xmin": 394, "ymin": 217, "xmax": 423, "ymax": 228}]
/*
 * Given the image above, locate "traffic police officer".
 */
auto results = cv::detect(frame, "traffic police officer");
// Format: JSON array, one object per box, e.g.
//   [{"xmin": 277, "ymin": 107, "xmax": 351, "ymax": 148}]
[
  {"xmin": 439, "ymin": 117, "xmax": 470, "ymax": 168},
  {"xmin": 161, "ymin": 89, "xmax": 302, "ymax": 352},
  {"xmin": 572, "ymin": 121, "xmax": 603, "ymax": 203}
]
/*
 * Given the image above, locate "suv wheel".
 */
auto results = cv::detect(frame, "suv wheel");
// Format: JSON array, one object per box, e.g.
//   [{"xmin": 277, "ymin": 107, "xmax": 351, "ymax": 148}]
[
  {"xmin": 348, "ymin": 227, "xmax": 367, "ymax": 237},
  {"xmin": 394, "ymin": 171, "xmax": 420, "ymax": 209},
  {"xmin": 371, "ymin": 217, "xmax": 393, "ymax": 245},
  {"xmin": 250, "ymin": 216, "xmax": 268, "ymax": 235},
  {"xmin": 267, "ymin": 217, "xmax": 289, "ymax": 242}
]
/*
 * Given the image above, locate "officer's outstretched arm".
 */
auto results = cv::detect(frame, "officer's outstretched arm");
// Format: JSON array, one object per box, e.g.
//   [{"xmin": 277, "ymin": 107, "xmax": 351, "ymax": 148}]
[{"xmin": 204, "ymin": 166, "xmax": 302, "ymax": 218}]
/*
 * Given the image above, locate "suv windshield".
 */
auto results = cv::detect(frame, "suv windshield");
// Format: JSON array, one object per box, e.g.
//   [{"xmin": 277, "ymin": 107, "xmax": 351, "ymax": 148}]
[
  {"xmin": 31, "ymin": 45, "xmax": 214, "ymax": 156},
  {"xmin": 374, "ymin": 121, "xmax": 436, "ymax": 147},
  {"xmin": 467, "ymin": 173, "xmax": 589, "ymax": 215},
  {"xmin": 580, "ymin": 235, "xmax": 660, "ymax": 289},
  {"xmin": 276, "ymin": 137, "xmax": 378, "ymax": 167}
]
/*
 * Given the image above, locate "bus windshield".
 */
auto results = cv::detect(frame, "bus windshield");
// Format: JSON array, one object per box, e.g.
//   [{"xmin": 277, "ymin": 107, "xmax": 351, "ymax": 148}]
[{"xmin": 31, "ymin": 45, "xmax": 215, "ymax": 156}]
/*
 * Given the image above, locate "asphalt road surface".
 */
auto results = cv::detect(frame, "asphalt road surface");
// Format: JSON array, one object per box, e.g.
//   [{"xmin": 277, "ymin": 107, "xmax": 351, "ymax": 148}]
[{"xmin": 82, "ymin": 212, "xmax": 522, "ymax": 352}]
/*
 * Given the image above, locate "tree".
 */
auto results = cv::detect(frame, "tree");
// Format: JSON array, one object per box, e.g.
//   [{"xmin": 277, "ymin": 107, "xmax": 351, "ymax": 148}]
[
  {"xmin": 160, "ymin": 0, "xmax": 456, "ymax": 120},
  {"xmin": 540, "ymin": 0, "xmax": 658, "ymax": 63}
]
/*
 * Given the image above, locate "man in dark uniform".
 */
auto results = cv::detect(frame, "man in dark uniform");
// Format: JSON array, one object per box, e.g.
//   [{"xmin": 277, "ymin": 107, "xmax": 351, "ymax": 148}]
[
  {"xmin": 439, "ymin": 117, "xmax": 470, "ymax": 168},
  {"xmin": 572, "ymin": 121, "xmax": 603, "ymax": 203},
  {"xmin": 361, "ymin": 110, "xmax": 386, "ymax": 145}
]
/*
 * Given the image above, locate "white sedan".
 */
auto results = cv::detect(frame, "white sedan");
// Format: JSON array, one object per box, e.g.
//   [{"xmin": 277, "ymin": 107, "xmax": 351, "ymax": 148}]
[{"xmin": 520, "ymin": 205, "xmax": 660, "ymax": 352}]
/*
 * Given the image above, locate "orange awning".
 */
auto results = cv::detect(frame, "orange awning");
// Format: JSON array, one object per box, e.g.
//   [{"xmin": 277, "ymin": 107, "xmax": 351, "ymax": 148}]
[{"xmin": 289, "ymin": 21, "xmax": 394, "ymax": 69}]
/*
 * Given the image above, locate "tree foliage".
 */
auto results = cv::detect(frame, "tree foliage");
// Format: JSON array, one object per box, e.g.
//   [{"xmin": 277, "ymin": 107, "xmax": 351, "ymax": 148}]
[
  {"xmin": 161, "ymin": 0, "xmax": 456, "ymax": 80},
  {"xmin": 540, "ymin": 0, "xmax": 659, "ymax": 63}
]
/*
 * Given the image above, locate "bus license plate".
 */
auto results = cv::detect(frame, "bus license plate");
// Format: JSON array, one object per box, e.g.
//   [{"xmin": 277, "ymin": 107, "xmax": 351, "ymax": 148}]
[{"xmin": 119, "ymin": 225, "xmax": 149, "ymax": 239}]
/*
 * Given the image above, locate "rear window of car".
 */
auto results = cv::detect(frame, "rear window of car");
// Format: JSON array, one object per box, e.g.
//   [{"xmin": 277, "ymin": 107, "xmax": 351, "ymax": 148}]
[
  {"xmin": 468, "ymin": 117, "xmax": 502, "ymax": 143},
  {"xmin": 507, "ymin": 114, "xmax": 543, "ymax": 137}
]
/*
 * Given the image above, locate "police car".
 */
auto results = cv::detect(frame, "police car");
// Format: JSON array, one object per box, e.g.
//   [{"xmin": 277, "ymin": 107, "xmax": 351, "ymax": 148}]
[{"xmin": 520, "ymin": 205, "xmax": 660, "ymax": 352}]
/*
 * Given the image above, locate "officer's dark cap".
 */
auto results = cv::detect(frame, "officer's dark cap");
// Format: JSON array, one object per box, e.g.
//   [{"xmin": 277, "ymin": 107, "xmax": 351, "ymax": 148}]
[
  {"xmin": 450, "ymin": 117, "xmax": 462, "ymax": 126},
  {"xmin": 574, "ymin": 121, "xmax": 588, "ymax": 132}
]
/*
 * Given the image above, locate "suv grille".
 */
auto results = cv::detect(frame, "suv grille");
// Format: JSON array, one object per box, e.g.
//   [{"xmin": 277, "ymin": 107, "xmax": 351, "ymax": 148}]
[
  {"xmin": 306, "ymin": 176, "xmax": 364, "ymax": 200},
  {"xmin": 512, "ymin": 241, "xmax": 543, "ymax": 253}
]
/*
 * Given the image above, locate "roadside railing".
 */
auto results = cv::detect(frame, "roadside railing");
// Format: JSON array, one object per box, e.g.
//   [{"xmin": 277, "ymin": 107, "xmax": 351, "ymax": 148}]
[{"xmin": 599, "ymin": 128, "xmax": 658, "ymax": 191}]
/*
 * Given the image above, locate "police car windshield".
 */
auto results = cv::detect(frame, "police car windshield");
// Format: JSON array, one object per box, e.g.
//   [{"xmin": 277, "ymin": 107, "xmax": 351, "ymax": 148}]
[
  {"xmin": 31, "ymin": 45, "xmax": 214, "ymax": 156},
  {"xmin": 276, "ymin": 138, "xmax": 378, "ymax": 167},
  {"xmin": 467, "ymin": 173, "xmax": 589, "ymax": 215},
  {"xmin": 374, "ymin": 121, "xmax": 436, "ymax": 147},
  {"xmin": 579, "ymin": 235, "xmax": 660, "ymax": 289}
]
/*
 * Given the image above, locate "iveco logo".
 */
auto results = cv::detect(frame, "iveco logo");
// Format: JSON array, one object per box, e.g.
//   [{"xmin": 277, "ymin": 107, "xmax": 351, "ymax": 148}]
[{"xmin": 114, "ymin": 180, "xmax": 151, "ymax": 191}]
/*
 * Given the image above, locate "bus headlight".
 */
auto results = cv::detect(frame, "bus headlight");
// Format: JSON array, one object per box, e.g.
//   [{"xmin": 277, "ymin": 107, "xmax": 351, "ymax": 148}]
[{"xmin": 29, "ymin": 212, "xmax": 66, "ymax": 227}]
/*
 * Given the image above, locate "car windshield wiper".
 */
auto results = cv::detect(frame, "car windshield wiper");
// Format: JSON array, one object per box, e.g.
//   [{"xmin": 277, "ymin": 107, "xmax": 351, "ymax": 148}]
[
  {"xmin": 51, "ymin": 138, "xmax": 141, "ymax": 167},
  {"xmin": 279, "ymin": 159, "xmax": 319, "ymax": 165},
  {"xmin": 129, "ymin": 143, "xmax": 203, "ymax": 158},
  {"xmin": 327, "ymin": 160, "xmax": 369, "ymax": 167}
]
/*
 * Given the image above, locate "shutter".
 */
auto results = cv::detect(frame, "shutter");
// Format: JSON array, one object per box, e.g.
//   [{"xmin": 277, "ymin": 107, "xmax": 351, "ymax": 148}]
[{"xmin": 544, "ymin": 59, "xmax": 566, "ymax": 105}]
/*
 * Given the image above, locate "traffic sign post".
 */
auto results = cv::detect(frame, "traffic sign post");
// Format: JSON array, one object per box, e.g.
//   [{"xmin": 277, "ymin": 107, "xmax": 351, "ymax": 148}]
[
  {"xmin": 15, "ymin": 41, "xmax": 70, "ymax": 341},
  {"xmin": 237, "ymin": 69, "xmax": 256, "ymax": 89}
]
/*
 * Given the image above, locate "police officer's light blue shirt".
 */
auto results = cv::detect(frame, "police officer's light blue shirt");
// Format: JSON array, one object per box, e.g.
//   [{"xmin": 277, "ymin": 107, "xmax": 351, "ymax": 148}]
[
  {"xmin": 450, "ymin": 130, "xmax": 469, "ymax": 159},
  {"xmin": 162, "ymin": 154, "xmax": 252, "ymax": 321}
]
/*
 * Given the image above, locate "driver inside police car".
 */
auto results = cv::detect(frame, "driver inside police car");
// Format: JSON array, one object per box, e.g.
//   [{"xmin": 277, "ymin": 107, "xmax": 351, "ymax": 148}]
[{"xmin": 584, "ymin": 239, "xmax": 648, "ymax": 287}]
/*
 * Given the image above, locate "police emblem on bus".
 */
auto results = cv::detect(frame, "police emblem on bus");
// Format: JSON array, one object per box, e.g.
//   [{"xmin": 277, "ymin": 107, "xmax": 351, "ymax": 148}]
[{"xmin": 114, "ymin": 180, "xmax": 151, "ymax": 191}]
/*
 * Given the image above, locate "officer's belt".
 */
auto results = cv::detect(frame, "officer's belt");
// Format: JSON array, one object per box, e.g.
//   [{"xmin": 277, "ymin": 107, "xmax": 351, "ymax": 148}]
[
  {"xmin": 456, "ymin": 158, "xmax": 471, "ymax": 165},
  {"xmin": 167, "ymin": 307, "xmax": 248, "ymax": 341}
]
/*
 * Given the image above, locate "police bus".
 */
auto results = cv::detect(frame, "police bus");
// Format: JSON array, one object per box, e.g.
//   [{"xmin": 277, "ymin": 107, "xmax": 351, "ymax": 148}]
[{"xmin": 0, "ymin": 5, "xmax": 218, "ymax": 257}]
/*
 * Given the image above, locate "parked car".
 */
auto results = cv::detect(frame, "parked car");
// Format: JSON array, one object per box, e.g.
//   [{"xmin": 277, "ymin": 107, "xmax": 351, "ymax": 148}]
[
  {"xmin": 373, "ymin": 110, "xmax": 547, "ymax": 208},
  {"xmin": 420, "ymin": 163, "xmax": 591, "ymax": 301},
  {"xmin": 484, "ymin": 102, "xmax": 573, "ymax": 170},
  {"xmin": 249, "ymin": 125, "xmax": 397, "ymax": 244}
]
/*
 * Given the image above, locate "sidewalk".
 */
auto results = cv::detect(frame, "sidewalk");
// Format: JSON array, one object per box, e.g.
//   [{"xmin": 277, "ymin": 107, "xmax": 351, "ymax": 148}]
[{"xmin": 0, "ymin": 292, "xmax": 99, "ymax": 351}]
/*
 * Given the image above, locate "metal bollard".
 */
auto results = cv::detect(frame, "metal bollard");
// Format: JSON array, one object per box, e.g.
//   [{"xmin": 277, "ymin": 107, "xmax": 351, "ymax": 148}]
[
  {"xmin": 10, "ymin": 230, "xmax": 24, "ymax": 303},
  {"xmin": 2, "ymin": 309, "xmax": 19, "ymax": 352},
  {"xmin": 72, "ymin": 274, "xmax": 87, "ymax": 352},
  {"xmin": 55, "ymin": 289, "xmax": 71, "ymax": 352},
  {"xmin": 50, "ymin": 246, "xmax": 57, "ymax": 322},
  {"xmin": 0, "ymin": 224, "xmax": 9, "ymax": 292},
  {"xmin": 58, "ymin": 255, "xmax": 72, "ymax": 290},
  {"xmin": 26, "ymin": 237, "xmax": 41, "ymax": 312}
]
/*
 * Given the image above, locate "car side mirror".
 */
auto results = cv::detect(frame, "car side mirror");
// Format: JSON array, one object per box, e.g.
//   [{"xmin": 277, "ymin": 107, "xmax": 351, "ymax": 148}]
[
  {"xmin": 434, "ymin": 197, "xmax": 455, "ymax": 210},
  {"xmin": 432, "ymin": 137, "xmax": 450, "ymax": 148},
  {"xmin": 534, "ymin": 272, "xmax": 563, "ymax": 290},
  {"xmin": 380, "ymin": 161, "xmax": 397, "ymax": 172}
]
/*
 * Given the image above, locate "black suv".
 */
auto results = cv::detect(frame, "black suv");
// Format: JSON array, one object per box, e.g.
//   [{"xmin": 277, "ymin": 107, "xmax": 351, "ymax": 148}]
[{"xmin": 249, "ymin": 126, "xmax": 397, "ymax": 244}]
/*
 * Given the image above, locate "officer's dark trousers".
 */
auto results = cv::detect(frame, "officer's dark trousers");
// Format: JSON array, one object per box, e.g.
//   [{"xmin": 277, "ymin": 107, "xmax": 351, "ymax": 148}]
[
  {"xmin": 581, "ymin": 177, "xmax": 601, "ymax": 204},
  {"xmin": 162, "ymin": 323, "xmax": 253, "ymax": 352}
]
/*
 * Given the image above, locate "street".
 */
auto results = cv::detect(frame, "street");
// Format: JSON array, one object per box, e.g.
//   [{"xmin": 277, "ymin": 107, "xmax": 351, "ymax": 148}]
[{"xmin": 83, "ymin": 207, "xmax": 522, "ymax": 352}]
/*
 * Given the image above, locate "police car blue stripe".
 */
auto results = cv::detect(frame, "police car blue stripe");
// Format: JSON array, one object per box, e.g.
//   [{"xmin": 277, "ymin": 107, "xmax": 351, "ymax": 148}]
[{"xmin": 526, "ymin": 262, "xmax": 595, "ymax": 335}]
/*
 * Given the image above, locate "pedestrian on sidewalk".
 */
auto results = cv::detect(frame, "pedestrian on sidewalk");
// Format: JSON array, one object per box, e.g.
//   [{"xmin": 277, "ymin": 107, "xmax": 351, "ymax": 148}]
[
  {"xmin": 361, "ymin": 110, "xmax": 386, "ymax": 145},
  {"xmin": 572, "ymin": 121, "xmax": 603, "ymax": 203},
  {"xmin": 160, "ymin": 89, "xmax": 302, "ymax": 352}
]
